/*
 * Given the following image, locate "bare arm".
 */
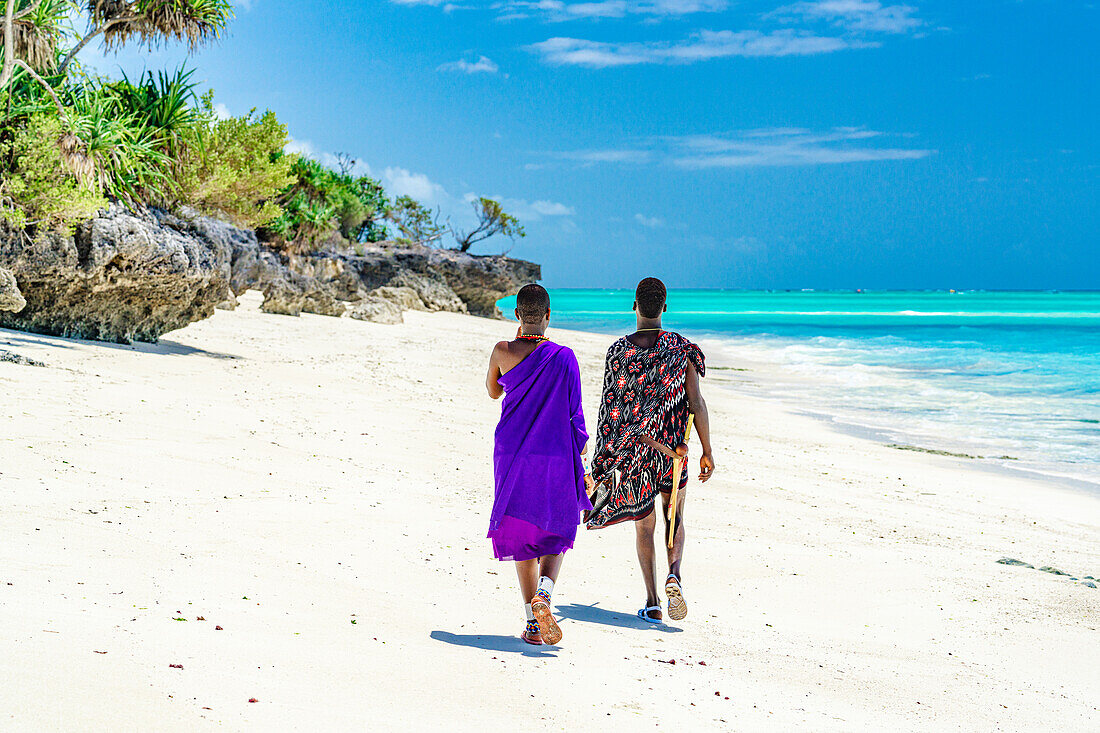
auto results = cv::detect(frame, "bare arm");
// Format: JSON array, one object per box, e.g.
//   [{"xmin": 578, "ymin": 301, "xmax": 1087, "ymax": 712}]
[
  {"xmin": 485, "ymin": 342, "xmax": 506, "ymax": 399},
  {"xmin": 685, "ymin": 360, "xmax": 714, "ymax": 482}
]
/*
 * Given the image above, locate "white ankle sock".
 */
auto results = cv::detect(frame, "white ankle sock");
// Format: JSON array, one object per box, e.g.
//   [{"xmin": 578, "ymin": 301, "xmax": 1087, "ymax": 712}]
[
  {"xmin": 524, "ymin": 603, "xmax": 535, "ymax": 622},
  {"xmin": 537, "ymin": 576, "xmax": 555, "ymax": 598}
]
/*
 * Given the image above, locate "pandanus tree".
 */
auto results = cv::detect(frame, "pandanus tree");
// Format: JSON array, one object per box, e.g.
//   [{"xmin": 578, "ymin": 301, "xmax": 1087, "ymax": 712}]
[
  {"xmin": 2, "ymin": 0, "xmax": 233, "ymax": 205},
  {"xmin": 59, "ymin": 0, "xmax": 233, "ymax": 74},
  {"xmin": 0, "ymin": 0, "xmax": 67, "ymax": 113},
  {"xmin": 1, "ymin": 1, "xmax": 233, "ymax": 93}
]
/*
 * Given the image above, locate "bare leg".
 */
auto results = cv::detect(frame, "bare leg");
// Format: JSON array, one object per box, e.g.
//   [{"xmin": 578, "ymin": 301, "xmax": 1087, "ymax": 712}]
[
  {"xmin": 538, "ymin": 553, "xmax": 564, "ymax": 585},
  {"xmin": 515, "ymin": 558, "xmax": 538, "ymax": 602},
  {"xmin": 635, "ymin": 509, "xmax": 660, "ymax": 607},
  {"xmin": 659, "ymin": 489, "xmax": 687, "ymax": 580}
]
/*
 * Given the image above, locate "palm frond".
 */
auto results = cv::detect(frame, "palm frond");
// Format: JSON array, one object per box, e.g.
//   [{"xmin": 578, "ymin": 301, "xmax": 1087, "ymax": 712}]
[
  {"xmin": 95, "ymin": 0, "xmax": 234, "ymax": 51},
  {"xmin": 11, "ymin": 19, "xmax": 59, "ymax": 71}
]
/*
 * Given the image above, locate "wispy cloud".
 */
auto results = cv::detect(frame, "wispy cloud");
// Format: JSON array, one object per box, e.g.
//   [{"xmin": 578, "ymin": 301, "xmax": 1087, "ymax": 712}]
[
  {"xmin": 436, "ymin": 55, "xmax": 500, "ymax": 73},
  {"xmin": 671, "ymin": 127, "xmax": 933, "ymax": 167},
  {"xmin": 541, "ymin": 127, "xmax": 933, "ymax": 168},
  {"xmin": 528, "ymin": 30, "xmax": 869, "ymax": 67},
  {"xmin": 384, "ymin": 169, "xmax": 573, "ymax": 227},
  {"xmin": 504, "ymin": 198, "xmax": 576, "ymax": 219},
  {"xmin": 383, "ymin": 167, "xmax": 451, "ymax": 205},
  {"xmin": 554, "ymin": 149, "xmax": 654, "ymax": 164},
  {"xmin": 634, "ymin": 213, "xmax": 664, "ymax": 227},
  {"xmin": 497, "ymin": 0, "xmax": 727, "ymax": 21},
  {"xmin": 286, "ymin": 139, "xmax": 373, "ymax": 176},
  {"xmin": 771, "ymin": 1, "xmax": 923, "ymax": 35}
]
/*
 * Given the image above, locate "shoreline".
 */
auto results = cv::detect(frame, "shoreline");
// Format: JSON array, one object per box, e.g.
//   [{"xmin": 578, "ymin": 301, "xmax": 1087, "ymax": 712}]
[
  {"xmin": 3, "ymin": 298, "xmax": 1099, "ymax": 730},
  {"xmin": 527, "ymin": 315, "xmax": 1100, "ymax": 491}
]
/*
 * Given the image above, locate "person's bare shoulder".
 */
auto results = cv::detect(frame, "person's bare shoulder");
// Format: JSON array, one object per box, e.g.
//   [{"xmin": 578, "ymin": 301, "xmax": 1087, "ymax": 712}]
[{"xmin": 490, "ymin": 340, "xmax": 510, "ymax": 360}]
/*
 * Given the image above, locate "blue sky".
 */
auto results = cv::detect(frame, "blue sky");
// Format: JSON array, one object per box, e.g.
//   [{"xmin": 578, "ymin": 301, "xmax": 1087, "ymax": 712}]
[{"xmin": 86, "ymin": 1, "xmax": 1098, "ymax": 289}]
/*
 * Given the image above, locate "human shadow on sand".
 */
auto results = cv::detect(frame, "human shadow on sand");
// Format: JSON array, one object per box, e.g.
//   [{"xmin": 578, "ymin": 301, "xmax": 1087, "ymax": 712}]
[
  {"xmin": 554, "ymin": 602, "xmax": 683, "ymax": 633},
  {"xmin": 430, "ymin": 630, "xmax": 558, "ymax": 658}
]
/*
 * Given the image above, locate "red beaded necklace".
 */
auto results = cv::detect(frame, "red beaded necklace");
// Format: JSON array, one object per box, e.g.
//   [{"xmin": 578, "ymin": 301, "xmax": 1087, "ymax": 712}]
[{"xmin": 517, "ymin": 334, "xmax": 549, "ymax": 342}]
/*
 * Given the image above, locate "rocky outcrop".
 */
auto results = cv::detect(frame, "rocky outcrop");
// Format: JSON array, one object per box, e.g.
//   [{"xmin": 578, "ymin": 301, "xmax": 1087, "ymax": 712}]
[
  {"xmin": 0, "ymin": 205, "xmax": 231, "ymax": 343},
  {"xmin": 282, "ymin": 244, "xmax": 538, "ymax": 318},
  {"xmin": 0, "ymin": 267, "xmax": 25, "ymax": 312},
  {"xmin": 425, "ymin": 248, "xmax": 540, "ymax": 318},
  {"xmin": 0, "ymin": 205, "xmax": 540, "ymax": 342},
  {"xmin": 344, "ymin": 296, "xmax": 403, "ymax": 324}
]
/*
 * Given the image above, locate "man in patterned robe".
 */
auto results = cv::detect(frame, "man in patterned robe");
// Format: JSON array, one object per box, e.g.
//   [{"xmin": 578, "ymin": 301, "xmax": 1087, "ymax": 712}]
[{"xmin": 586, "ymin": 277, "xmax": 715, "ymax": 622}]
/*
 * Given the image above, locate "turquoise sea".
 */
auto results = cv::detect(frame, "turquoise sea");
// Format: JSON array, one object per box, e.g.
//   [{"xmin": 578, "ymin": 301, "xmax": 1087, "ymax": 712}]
[{"xmin": 499, "ymin": 290, "xmax": 1100, "ymax": 487}]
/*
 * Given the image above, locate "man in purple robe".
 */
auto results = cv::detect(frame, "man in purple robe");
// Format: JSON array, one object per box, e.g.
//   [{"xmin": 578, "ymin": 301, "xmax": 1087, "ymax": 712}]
[{"xmin": 485, "ymin": 284, "xmax": 591, "ymax": 646}]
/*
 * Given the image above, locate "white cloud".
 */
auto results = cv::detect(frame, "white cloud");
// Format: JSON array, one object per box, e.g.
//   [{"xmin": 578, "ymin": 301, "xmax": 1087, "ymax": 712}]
[
  {"xmin": 437, "ymin": 55, "xmax": 500, "ymax": 74},
  {"xmin": 284, "ymin": 139, "xmax": 317, "ymax": 157},
  {"xmin": 528, "ymin": 30, "xmax": 868, "ymax": 67},
  {"xmin": 381, "ymin": 167, "xmax": 573, "ymax": 234},
  {"xmin": 213, "ymin": 102, "xmax": 232, "ymax": 120},
  {"xmin": 487, "ymin": 196, "xmax": 575, "ymax": 221},
  {"xmin": 670, "ymin": 127, "xmax": 934, "ymax": 167},
  {"xmin": 498, "ymin": 0, "xmax": 726, "ymax": 21},
  {"xmin": 553, "ymin": 149, "xmax": 654, "ymax": 164},
  {"xmin": 635, "ymin": 213, "xmax": 664, "ymax": 227},
  {"xmin": 529, "ymin": 200, "xmax": 575, "ymax": 216},
  {"xmin": 541, "ymin": 127, "xmax": 933, "ymax": 168},
  {"xmin": 286, "ymin": 139, "xmax": 373, "ymax": 176},
  {"xmin": 383, "ymin": 167, "xmax": 451, "ymax": 205},
  {"xmin": 772, "ymin": 1, "xmax": 923, "ymax": 35}
]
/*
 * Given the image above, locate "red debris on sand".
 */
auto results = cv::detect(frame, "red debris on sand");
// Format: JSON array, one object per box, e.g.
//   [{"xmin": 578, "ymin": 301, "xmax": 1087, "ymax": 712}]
[
  {"xmin": 699, "ymin": 661, "xmax": 707, "ymax": 666},
  {"xmin": 715, "ymin": 691, "xmax": 720, "ymax": 696},
  {"xmin": 248, "ymin": 698, "xmax": 258, "ymax": 703},
  {"xmin": 169, "ymin": 664, "xmax": 183, "ymax": 669},
  {"xmin": 215, "ymin": 626, "xmax": 223, "ymax": 630},
  {"xmin": 93, "ymin": 651, "xmax": 107, "ymax": 654},
  {"xmin": 196, "ymin": 616, "xmax": 205, "ymax": 621}
]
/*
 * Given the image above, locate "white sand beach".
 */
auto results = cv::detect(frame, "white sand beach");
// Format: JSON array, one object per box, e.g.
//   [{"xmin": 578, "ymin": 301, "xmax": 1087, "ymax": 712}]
[{"xmin": 2, "ymin": 293, "xmax": 1098, "ymax": 731}]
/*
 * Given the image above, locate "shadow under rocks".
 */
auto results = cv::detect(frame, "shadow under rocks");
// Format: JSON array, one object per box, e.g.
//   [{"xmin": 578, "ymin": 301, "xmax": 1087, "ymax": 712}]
[
  {"xmin": 430, "ymin": 630, "xmax": 559, "ymax": 658},
  {"xmin": 0, "ymin": 329, "xmax": 238, "ymax": 360},
  {"xmin": 554, "ymin": 602, "xmax": 683, "ymax": 632}
]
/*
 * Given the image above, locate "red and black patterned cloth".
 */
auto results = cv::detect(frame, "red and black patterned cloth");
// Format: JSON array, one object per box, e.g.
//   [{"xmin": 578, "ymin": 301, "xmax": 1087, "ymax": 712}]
[{"xmin": 586, "ymin": 330, "xmax": 705, "ymax": 529}]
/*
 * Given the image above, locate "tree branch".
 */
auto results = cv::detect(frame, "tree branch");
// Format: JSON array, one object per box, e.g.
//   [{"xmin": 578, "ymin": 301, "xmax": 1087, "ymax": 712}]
[
  {"xmin": 2, "ymin": 0, "xmax": 16, "ymax": 89},
  {"xmin": 58, "ymin": 16, "xmax": 132, "ymax": 75},
  {"xmin": 12, "ymin": 58, "xmax": 64, "ymax": 118}
]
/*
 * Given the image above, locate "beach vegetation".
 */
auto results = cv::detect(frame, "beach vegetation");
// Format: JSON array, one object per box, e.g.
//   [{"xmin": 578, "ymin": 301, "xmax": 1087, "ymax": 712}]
[
  {"xmin": 175, "ymin": 91, "xmax": 293, "ymax": 227},
  {"xmin": 454, "ymin": 196, "xmax": 525, "ymax": 253},
  {"xmin": 387, "ymin": 195, "xmax": 447, "ymax": 246},
  {"xmin": 263, "ymin": 155, "xmax": 389, "ymax": 252},
  {"xmin": 0, "ymin": 0, "xmax": 524, "ymax": 255},
  {"xmin": 0, "ymin": 113, "xmax": 107, "ymax": 229}
]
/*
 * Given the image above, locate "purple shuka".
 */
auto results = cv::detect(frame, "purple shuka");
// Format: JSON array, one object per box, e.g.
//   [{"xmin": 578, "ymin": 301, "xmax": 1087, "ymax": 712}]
[{"xmin": 489, "ymin": 341, "xmax": 592, "ymax": 562}]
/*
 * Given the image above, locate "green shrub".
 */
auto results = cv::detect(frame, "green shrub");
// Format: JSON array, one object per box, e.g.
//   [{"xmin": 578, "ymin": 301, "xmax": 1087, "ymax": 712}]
[
  {"xmin": 267, "ymin": 155, "xmax": 389, "ymax": 252},
  {"xmin": 176, "ymin": 92, "xmax": 294, "ymax": 227},
  {"xmin": 0, "ymin": 115, "xmax": 107, "ymax": 230}
]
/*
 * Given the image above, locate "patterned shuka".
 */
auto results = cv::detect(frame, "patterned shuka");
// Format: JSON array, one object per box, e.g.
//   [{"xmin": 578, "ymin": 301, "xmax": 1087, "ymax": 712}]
[{"xmin": 586, "ymin": 331, "xmax": 705, "ymax": 529}]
